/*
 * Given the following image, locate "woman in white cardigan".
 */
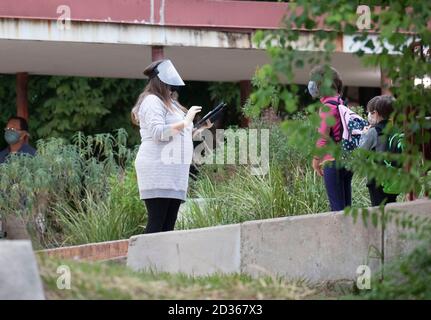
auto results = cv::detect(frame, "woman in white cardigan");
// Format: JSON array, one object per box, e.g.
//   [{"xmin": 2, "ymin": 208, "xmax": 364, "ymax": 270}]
[{"xmin": 131, "ymin": 59, "xmax": 212, "ymax": 234}]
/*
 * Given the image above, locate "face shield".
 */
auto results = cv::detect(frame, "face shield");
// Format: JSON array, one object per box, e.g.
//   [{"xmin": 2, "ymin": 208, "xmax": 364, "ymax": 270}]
[{"xmin": 154, "ymin": 60, "xmax": 185, "ymax": 86}]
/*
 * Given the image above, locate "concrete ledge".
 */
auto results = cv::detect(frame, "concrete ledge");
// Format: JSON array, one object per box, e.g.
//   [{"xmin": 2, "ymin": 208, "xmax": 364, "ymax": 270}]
[
  {"xmin": 384, "ymin": 199, "xmax": 431, "ymax": 262},
  {"xmin": 37, "ymin": 239, "xmax": 129, "ymax": 262},
  {"xmin": 0, "ymin": 240, "xmax": 45, "ymax": 300},
  {"xmin": 126, "ymin": 199, "xmax": 431, "ymax": 282},
  {"xmin": 241, "ymin": 211, "xmax": 382, "ymax": 282},
  {"xmin": 127, "ymin": 224, "xmax": 241, "ymax": 276}
]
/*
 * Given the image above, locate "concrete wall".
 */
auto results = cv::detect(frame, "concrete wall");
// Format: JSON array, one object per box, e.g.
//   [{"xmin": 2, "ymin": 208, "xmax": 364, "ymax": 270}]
[
  {"xmin": 127, "ymin": 224, "xmax": 241, "ymax": 276},
  {"xmin": 241, "ymin": 212, "xmax": 381, "ymax": 282},
  {"xmin": 383, "ymin": 199, "xmax": 431, "ymax": 263},
  {"xmin": 0, "ymin": 240, "xmax": 45, "ymax": 300},
  {"xmin": 127, "ymin": 199, "xmax": 431, "ymax": 282}
]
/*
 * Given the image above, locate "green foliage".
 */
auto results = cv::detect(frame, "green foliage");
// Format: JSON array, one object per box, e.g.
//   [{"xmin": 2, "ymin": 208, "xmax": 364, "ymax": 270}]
[
  {"xmin": 208, "ymin": 82, "xmax": 244, "ymax": 127},
  {"xmin": 0, "ymin": 75, "xmax": 16, "ymax": 129},
  {"xmin": 108, "ymin": 166, "xmax": 146, "ymax": 227},
  {"xmin": 208, "ymin": 82, "xmax": 240, "ymax": 108},
  {"xmin": 0, "ymin": 75, "xmax": 144, "ymax": 148},
  {"xmin": 0, "ymin": 129, "xmax": 140, "ymax": 248},
  {"xmin": 342, "ymin": 206, "xmax": 431, "ymax": 299},
  {"xmin": 363, "ymin": 230, "xmax": 431, "ymax": 299},
  {"xmin": 180, "ymin": 125, "xmax": 369, "ymax": 230},
  {"xmin": 31, "ymin": 77, "xmax": 109, "ymax": 136},
  {"xmin": 0, "ymin": 75, "xmax": 249, "ymax": 150},
  {"xmin": 54, "ymin": 184, "xmax": 146, "ymax": 245},
  {"xmin": 181, "ymin": 162, "xmax": 369, "ymax": 230}
]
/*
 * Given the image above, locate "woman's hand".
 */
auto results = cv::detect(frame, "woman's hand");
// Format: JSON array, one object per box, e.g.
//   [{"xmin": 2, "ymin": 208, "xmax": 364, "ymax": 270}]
[
  {"xmin": 192, "ymin": 119, "xmax": 213, "ymax": 138},
  {"xmin": 184, "ymin": 106, "xmax": 202, "ymax": 127},
  {"xmin": 312, "ymin": 157, "xmax": 323, "ymax": 177},
  {"xmin": 171, "ymin": 106, "xmax": 204, "ymax": 134}
]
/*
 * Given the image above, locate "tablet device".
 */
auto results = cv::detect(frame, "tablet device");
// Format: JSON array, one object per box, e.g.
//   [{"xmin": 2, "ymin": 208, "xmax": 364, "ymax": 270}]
[{"xmin": 194, "ymin": 102, "xmax": 227, "ymax": 128}]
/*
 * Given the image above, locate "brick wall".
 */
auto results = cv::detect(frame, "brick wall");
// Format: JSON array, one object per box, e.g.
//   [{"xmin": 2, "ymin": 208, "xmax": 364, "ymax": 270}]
[{"xmin": 37, "ymin": 239, "xmax": 129, "ymax": 262}]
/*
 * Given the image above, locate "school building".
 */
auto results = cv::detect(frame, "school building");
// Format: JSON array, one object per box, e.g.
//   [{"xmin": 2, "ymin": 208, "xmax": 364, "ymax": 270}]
[{"xmin": 0, "ymin": 0, "xmax": 396, "ymax": 121}]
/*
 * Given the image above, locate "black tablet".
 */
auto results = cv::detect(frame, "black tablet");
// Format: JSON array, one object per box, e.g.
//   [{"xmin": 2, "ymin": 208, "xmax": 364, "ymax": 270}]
[{"xmin": 194, "ymin": 102, "xmax": 227, "ymax": 128}]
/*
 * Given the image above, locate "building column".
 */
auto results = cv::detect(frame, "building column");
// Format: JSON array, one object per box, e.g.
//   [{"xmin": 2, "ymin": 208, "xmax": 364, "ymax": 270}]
[
  {"xmin": 152, "ymin": 46, "xmax": 164, "ymax": 61},
  {"xmin": 239, "ymin": 80, "xmax": 252, "ymax": 127},
  {"xmin": 16, "ymin": 72, "xmax": 29, "ymax": 120}
]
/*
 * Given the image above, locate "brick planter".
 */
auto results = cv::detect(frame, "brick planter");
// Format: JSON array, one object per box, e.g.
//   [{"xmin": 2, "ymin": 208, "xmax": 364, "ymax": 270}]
[
  {"xmin": 37, "ymin": 239, "xmax": 129, "ymax": 262},
  {"xmin": 2, "ymin": 215, "xmax": 31, "ymax": 240}
]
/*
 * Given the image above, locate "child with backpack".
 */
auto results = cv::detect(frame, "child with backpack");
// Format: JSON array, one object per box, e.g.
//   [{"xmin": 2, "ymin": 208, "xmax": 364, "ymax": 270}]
[
  {"xmin": 309, "ymin": 65, "xmax": 367, "ymax": 211},
  {"xmin": 359, "ymin": 95, "xmax": 400, "ymax": 206}
]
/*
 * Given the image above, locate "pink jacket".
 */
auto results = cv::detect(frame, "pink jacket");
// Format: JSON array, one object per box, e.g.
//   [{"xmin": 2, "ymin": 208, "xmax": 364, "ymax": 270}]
[{"xmin": 316, "ymin": 95, "xmax": 343, "ymax": 161}]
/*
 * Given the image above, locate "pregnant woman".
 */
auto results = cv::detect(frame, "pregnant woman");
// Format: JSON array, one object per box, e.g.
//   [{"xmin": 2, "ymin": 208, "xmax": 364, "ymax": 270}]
[{"xmin": 131, "ymin": 59, "xmax": 211, "ymax": 234}]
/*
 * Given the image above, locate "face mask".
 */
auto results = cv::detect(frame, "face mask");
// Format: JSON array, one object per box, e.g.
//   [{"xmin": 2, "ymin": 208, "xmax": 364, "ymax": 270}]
[
  {"xmin": 4, "ymin": 129, "xmax": 21, "ymax": 145},
  {"xmin": 307, "ymin": 81, "xmax": 319, "ymax": 98}
]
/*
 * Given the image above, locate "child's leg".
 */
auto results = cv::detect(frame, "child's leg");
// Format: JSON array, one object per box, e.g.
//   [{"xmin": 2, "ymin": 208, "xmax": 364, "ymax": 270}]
[
  {"xmin": 342, "ymin": 168, "xmax": 353, "ymax": 208},
  {"xmin": 384, "ymin": 193, "xmax": 398, "ymax": 204},
  {"xmin": 368, "ymin": 181, "xmax": 395, "ymax": 206},
  {"xmin": 323, "ymin": 162, "xmax": 347, "ymax": 211}
]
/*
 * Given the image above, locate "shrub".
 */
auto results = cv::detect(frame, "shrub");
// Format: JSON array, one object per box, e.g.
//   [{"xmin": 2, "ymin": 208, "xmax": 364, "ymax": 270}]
[{"xmin": 0, "ymin": 129, "xmax": 139, "ymax": 248}]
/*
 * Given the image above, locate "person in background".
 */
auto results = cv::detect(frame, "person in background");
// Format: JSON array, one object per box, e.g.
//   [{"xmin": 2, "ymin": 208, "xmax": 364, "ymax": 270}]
[
  {"xmin": 0, "ymin": 116, "xmax": 36, "ymax": 164},
  {"xmin": 0, "ymin": 116, "xmax": 36, "ymax": 238},
  {"xmin": 359, "ymin": 95, "xmax": 398, "ymax": 206},
  {"xmin": 309, "ymin": 65, "xmax": 353, "ymax": 211}
]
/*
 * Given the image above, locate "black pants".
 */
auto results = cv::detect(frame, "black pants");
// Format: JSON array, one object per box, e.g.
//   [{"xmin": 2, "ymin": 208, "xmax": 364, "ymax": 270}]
[
  {"xmin": 144, "ymin": 198, "xmax": 182, "ymax": 234},
  {"xmin": 367, "ymin": 181, "xmax": 398, "ymax": 207},
  {"xmin": 323, "ymin": 161, "xmax": 353, "ymax": 211}
]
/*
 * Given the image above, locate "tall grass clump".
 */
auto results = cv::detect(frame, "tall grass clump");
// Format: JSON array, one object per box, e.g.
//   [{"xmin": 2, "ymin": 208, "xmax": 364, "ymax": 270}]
[{"xmin": 54, "ymin": 167, "xmax": 147, "ymax": 245}]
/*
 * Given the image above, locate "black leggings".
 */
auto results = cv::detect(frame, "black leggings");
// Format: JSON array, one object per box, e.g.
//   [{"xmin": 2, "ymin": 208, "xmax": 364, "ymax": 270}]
[{"xmin": 143, "ymin": 198, "xmax": 182, "ymax": 234}]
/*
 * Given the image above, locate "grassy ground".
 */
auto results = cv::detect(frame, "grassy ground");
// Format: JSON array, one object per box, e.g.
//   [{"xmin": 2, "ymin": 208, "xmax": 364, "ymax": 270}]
[{"xmin": 38, "ymin": 255, "xmax": 350, "ymax": 300}]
